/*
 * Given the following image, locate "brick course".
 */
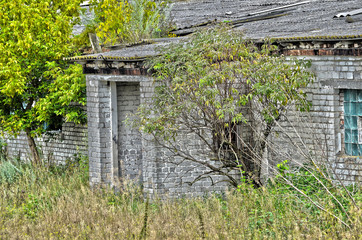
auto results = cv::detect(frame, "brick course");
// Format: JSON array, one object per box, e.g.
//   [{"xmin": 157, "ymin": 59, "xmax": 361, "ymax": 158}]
[
  {"xmin": 269, "ymin": 55, "xmax": 362, "ymax": 184},
  {"xmin": 4, "ymin": 122, "xmax": 87, "ymax": 165}
]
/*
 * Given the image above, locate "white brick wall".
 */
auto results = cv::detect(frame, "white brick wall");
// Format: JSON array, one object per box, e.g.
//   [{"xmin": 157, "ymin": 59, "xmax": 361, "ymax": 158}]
[
  {"xmin": 269, "ymin": 55, "xmax": 362, "ymax": 184},
  {"xmin": 4, "ymin": 122, "xmax": 87, "ymax": 165}
]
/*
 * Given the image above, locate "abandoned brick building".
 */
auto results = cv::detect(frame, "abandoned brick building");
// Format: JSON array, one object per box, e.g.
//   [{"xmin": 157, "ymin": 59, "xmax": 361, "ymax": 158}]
[{"xmin": 4, "ymin": 0, "xmax": 362, "ymax": 197}]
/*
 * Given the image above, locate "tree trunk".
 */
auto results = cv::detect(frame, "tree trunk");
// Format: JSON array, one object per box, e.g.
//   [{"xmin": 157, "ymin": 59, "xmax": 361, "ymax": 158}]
[
  {"xmin": 25, "ymin": 128, "xmax": 41, "ymax": 165},
  {"xmin": 88, "ymin": 33, "xmax": 102, "ymax": 53}
]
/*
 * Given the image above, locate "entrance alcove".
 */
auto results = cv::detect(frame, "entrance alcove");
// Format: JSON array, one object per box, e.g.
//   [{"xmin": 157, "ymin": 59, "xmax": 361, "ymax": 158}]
[{"xmin": 86, "ymin": 74, "xmax": 151, "ymax": 188}]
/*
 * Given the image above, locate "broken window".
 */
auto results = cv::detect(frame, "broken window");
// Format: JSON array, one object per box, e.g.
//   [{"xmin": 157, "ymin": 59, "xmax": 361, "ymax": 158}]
[
  {"xmin": 212, "ymin": 122, "xmax": 240, "ymax": 162},
  {"xmin": 43, "ymin": 114, "xmax": 63, "ymax": 132},
  {"xmin": 344, "ymin": 89, "xmax": 362, "ymax": 156}
]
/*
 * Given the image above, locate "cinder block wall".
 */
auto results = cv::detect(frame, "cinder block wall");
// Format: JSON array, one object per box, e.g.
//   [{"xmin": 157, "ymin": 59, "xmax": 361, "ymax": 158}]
[
  {"xmin": 86, "ymin": 74, "xmax": 235, "ymax": 197},
  {"xmin": 86, "ymin": 75, "xmax": 112, "ymax": 186},
  {"xmin": 4, "ymin": 122, "xmax": 87, "ymax": 164},
  {"xmin": 270, "ymin": 55, "xmax": 362, "ymax": 184},
  {"xmin": 117, "ymin": 82, "xmax": 143, "ymax": 182},
  {"xmin": 140, "ymin": 80, "xmax": 236, "ymax": 198}
]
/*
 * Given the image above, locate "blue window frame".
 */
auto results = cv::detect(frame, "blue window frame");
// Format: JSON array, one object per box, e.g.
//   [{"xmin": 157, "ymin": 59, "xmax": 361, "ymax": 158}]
[{"xmin": 344, "ymin": 90, "xmax": 362, "ymax": 156}]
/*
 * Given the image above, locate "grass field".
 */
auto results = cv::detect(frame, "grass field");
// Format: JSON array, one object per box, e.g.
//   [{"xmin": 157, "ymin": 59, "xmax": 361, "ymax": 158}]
[{"xmin": 0, "ymin": 155, "xmax": 361, "ymax": 239}]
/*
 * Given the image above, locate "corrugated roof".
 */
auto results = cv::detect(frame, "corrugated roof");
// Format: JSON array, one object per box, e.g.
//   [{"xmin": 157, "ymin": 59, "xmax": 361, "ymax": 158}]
[{"xmin": 67, "ymin": 0, "xmax": 362, "ymax": 62}]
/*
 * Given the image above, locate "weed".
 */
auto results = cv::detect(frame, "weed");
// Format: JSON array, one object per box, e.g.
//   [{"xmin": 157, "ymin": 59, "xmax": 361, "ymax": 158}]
[
  {"xmin": 0, "ymin": 158, "xmax": 23, "ymax": 184},
  {"xmin": 196, "ymin": 207, "xmax": 206, "ymax": 239},
  {"xmin": 139, "ymin": 197, "xmax": 149, "ymax": 239},
  {"xmin": 0, "ymin": 156, "xmax": 360, "ymax": 239},
  {"xmin": 22, "ymin": 194, "xmax": 40, "ymax": 219}
]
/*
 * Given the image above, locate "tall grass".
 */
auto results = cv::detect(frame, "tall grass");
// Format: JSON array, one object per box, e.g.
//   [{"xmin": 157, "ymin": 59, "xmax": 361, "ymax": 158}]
[{"xmin": 0, "ymin": 155, "xmax": 361, "ymax": 239}]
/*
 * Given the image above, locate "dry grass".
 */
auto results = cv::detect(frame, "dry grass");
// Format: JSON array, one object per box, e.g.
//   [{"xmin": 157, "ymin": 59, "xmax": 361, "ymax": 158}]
[{"xmin": 0, "ymin": 160, "xmax": 361, "ymax": 239}]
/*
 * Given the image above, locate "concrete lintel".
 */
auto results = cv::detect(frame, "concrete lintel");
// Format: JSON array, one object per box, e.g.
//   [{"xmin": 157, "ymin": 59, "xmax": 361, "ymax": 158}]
[
  {"xmin": 320, "ymin": 80, "xmax": 362, "ymax": 89},
  {"xmin": 93, "ymin": 75, "xmax": 151, "ymax": 83}
]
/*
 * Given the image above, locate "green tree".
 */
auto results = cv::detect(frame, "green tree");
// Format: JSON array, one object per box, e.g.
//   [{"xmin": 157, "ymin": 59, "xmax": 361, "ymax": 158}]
[
  {"xmin": 136, "ymin": 25, "xmax": 314, "ymax": 187},
  {"xmin": 0, "ymin": 0, "xmax": 86, "ymax": 164},
  {"xmin": 88, "ymin": 0, "xmax": 171, "ymax": 45}
]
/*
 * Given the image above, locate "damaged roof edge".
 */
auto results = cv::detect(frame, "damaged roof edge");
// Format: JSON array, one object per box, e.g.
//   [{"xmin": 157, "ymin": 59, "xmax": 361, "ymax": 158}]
[
  {"xmin": 64, "ymin": 55, "xmax": 152, "ymax": 62},
  {"xmin": 271, "ymin": 34, "xmax": 362, "ymax": 42},
  {"xmin": 64, "ymin": 34, "xmax": 362, "ymax": 62},
  {"xmin": 334, "ymin": 8, "xmax": 362, "ymax": 18}
]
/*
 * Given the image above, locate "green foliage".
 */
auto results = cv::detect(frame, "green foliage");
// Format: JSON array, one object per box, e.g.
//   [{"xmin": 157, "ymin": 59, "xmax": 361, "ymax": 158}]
[
  {"xmin": 89, "ymin": 0, "xmax": 171, "ymax": 45},
  {"xmin": 22, "ymin": 194, "xmax": 40, "ymax": 219},
  {"xmin": 0, "ymin": 0, "xmax": 86, "ymax": 162},
  {"xmin": 89, "ymin": 0, "xmax": 131, "ymax": 45},
  {"xmin": 0, "ymin": 139, "xmax": 7, "ymax": 161},
  {"xmin": 137, "ymin": 25, "xmax": 314, "ymax": 185},
  {"xmin": 144, "ymin": 25, "xmax": 313, "ymax": 137},
  {"xmin": 65, "ymin": 152, "xmax": 89, "ymax": 184},
  {"xmin": 270, "ymin": 160, "xmax": 362, "ymax": 225},
  {"xmin": 35, "ymin": 64, "xmax": 87, "ymax": 127}
]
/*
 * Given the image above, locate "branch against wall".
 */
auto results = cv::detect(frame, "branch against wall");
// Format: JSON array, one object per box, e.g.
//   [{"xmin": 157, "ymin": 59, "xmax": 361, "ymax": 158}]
[{"xmin": 133, "ymin": 25, "xmax": 314, "ymax": 187}]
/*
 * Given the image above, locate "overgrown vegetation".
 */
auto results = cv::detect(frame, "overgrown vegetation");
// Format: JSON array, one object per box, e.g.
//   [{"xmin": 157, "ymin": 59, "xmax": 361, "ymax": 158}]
[
  {"xmin": 0, "ymin": 0, "xmax": 86, "ymax": 165},
  {"xmin": 136, "ymin": 25, "xmax": 314, "ymax": 187},
  {"xmin": 83, "ymin": 0, "xmax": 172, "ymax": 46},
  {"xmin": 0, "ymin": 152, "xmax": 361, "ymax": 239}
]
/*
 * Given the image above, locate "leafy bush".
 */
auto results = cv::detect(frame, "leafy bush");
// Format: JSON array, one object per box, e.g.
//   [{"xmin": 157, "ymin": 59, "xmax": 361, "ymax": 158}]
[
  {"xmin": 0, "ymin": 159, "xmax": 22, "ymax": 184},
  {"xmin": 0, "ymin": 0, "xmax": 86, "ymax": 164}
]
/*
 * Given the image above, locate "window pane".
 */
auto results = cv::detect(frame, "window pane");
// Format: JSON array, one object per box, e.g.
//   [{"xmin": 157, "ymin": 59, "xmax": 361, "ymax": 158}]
[
  {"xmin": 345, "ymin": 130, "xmax": 352, "ymax": 143},
  {"xmin": 345, "ymin": 116, "xmax": 352, "ymax": 129},
  {"xmin": 345, "ymin": 143, "xmax": 352, "ymax": 155},
  {"xmin": 350, "ymin": 103, "xmax": 357, "ymax": 115},
  {"xmin": 352, "ymin": 144, "xmax": 359, "ymax": 156},
  {"xmin": 351, "ymin": 116, "xmax": 358, "ymax": 129},
  {"xmin": 358, "ymin": 105, "xmax": 362, "ymax": 115},
  {"xmin": 344, "ymin": 90, "xmax": 362, "ymax": 156},
  {"xmin": 358, "ymin": 91, "xmax": 362, "ymax": 102},
  {"xmin": 351, "ymin": 90, "xmax": 357, "ymax": 102},
  {"xmin": 352, "ymin": 130, "xmax": 359, "ymax": 143}
]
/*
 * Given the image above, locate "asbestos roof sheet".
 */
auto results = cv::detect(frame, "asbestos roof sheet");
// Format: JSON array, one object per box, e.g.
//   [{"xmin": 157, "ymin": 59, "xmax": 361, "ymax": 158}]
[
  {"xmin": 68, "ymin": 0, "xmax": 362, "ymax": 61},
  {"xmin": 170, "ymin": 0, "xmax": 362, "ymax": 39}
]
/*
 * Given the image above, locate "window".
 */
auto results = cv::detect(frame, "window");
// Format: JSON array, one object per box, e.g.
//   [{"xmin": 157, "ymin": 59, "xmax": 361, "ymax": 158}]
[
  {"xmin": 43, "ymin": 114, "xmax": 63, "ymax": 132},
  {"xmin": 344, "ymin": 90, "xmax": 362, "ymax": 156},
  {"xmin": 359, "ymin": 116, "xmax": 362, "ymax": 144},
  {"xmin": 213, "ymin": 122, "xmax": 239, "ymax": 161}
]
